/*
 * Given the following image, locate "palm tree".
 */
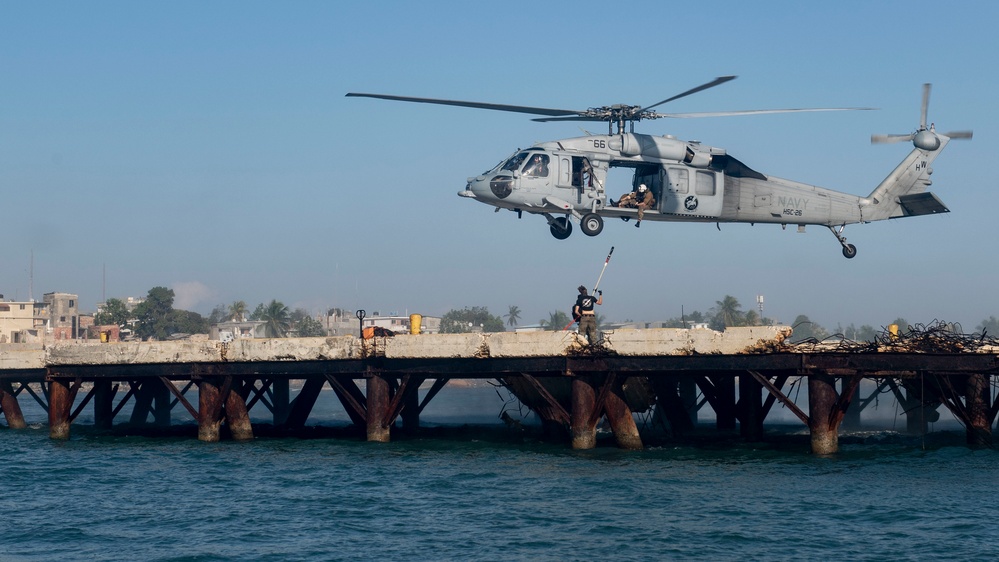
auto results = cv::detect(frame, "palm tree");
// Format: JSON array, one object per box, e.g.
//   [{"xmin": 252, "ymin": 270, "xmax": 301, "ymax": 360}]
[
  {"xmin": 540, "ymin": 311, "xmax": 571, "ymax": 331},
  {"xmin": 228, "ymin": 300, "xmax": 247, "ymax": 322},
  {"xmin": 713, "ymin": 295, "xmax": 743, "ymax": 329},
  {"xmin": 260, "ymin": 300, "xmax": 291, "ymax": 338},
  {"xmin": 505, "ymin": 305, "xmax": 521, "ymax": 327}
]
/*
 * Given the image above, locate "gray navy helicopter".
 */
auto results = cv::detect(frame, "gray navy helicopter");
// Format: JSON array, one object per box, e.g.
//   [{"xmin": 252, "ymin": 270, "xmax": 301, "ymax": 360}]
[{"xmin": 348, "ymin": 77, "xmax": 971, "ymax": 258}]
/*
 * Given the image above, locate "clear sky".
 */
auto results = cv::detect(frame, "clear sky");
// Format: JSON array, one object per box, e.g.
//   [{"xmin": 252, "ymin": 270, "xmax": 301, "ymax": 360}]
[{"xmin": 1, "ymin": 1, "xmax": 995, "ymax": 332}]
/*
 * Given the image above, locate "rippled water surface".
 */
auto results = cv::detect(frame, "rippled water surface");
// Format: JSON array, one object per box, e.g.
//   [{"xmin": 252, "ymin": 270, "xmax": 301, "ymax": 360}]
[{"xmin": 2, "ymin": 390, "xmax": 998, "ymax": 561}]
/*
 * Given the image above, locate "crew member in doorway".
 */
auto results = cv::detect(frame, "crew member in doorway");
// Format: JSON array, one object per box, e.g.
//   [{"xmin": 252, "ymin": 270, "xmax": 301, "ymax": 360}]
[
  {"xmin": 573, "ymin": 285, "xmax": 602, "ymax": 344},
  {"xmin": 614, "ymin": 183, "xmax": 656, "ymax": 227}
]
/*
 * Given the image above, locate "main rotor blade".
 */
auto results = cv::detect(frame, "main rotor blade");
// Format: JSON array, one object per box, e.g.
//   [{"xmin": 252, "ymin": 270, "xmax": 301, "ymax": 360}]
[
  {"xmin": 920, "ymin": 83, "xmax": 931, "ymax": 130},
  {"xmin": 639, "ymin": 76, "xmax": 737, "ymax": 113},
  {"xmin": 871, "ymin": 133, "xmax": 914, "ymax": 144},
  {"xmin": 656, "ymin": 107, "xmax": 877, "ymax": 119},
  {"xmin": 532, "ymin": 116, "xmax": 608, "ymax": 123},
  {"xmin": 345, "ymin": 92, "xmax": 581, "ymax": 117}
]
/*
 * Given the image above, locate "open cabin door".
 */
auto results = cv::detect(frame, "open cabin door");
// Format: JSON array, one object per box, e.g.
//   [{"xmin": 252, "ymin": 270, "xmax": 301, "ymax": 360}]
[
  {"xmin": 556, "ymin": 154, "xmax": 600, "ymax": 204},
  {"xmin": 661, "ymin": 166, "xmax": 724, "ymax": 218}
]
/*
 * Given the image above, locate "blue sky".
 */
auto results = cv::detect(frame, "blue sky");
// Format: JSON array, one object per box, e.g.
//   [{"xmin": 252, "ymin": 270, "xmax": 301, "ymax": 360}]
[{"xmin": 1, "ymin": 1, "xmax": 995, "ymax": 332}]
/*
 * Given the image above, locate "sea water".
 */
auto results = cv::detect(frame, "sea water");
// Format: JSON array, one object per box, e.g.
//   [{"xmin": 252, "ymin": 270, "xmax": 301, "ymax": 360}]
[{"xmin": 1, "ymin": 386, "xmax": 997, "ymax": 561}]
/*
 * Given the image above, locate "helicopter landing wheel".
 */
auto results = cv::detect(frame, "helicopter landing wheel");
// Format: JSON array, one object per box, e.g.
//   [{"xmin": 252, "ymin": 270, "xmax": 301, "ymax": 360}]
[
  {"xmin": 550, "ymin": 217, "xmax": 572, "ymax": 240},
  {"xmin": 580, "ymin": 213, "xmax": 603, "ymax": 237},
  {"xmin": 842, "ymin": 243, "xmax": 857, "ymax": 259}
]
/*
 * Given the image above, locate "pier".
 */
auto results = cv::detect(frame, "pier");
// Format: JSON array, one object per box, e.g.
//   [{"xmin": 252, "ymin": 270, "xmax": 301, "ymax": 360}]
[{"xmin": 2, "ymin": 326, "xmax": 997, "ymax": 453}]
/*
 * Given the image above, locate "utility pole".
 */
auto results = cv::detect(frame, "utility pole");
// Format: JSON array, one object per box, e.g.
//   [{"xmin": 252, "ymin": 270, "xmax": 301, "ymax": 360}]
[{"xmin": 756, "ymin": 295, "xmax": 764, "ymax": 325}]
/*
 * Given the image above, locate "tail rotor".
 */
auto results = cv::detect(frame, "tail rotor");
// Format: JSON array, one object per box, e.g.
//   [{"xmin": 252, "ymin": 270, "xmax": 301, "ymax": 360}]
[{"xmin": 871, "ymin": 83, "xmax": 972, "ymax": 150}]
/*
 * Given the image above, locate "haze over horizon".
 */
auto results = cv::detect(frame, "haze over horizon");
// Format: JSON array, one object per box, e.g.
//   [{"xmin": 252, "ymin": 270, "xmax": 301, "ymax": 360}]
[{"xmin": 2, "ymin": 1, "xmax": 996, "ymax": 332}]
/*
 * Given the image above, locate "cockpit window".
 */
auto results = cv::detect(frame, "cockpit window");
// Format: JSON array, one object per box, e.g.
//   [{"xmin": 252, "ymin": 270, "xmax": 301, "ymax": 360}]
[
  {"xmin": 522, "ymin": 153, "xmax": 550, "ymax": 177},
  {"xmin": 501, "ymin": 152, "xmax": 529, "ymax": 171}
]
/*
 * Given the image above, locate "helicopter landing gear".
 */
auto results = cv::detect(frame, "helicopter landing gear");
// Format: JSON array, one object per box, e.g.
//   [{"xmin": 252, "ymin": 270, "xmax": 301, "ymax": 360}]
[
  {"xmin": 828, "ymin": 225, "xmax": 857, "ymax": 259},
  {"xmin": 580, "ymin": 213, "xmax": 603, "ymax": 237},
  {"xmin": 549, "ymin": 216, "xmax": 572, "ymax": 240}
]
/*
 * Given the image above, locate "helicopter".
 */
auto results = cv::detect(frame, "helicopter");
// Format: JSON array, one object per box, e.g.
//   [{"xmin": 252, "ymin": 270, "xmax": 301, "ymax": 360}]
[{"xmin": 347, "ymin": 77, "xmax": 971, "ymax": 258}]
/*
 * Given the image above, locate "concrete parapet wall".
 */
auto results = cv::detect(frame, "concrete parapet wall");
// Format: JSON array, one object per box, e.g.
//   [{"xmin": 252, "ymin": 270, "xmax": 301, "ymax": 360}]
[
  {"xmin": 605, "ymin": 326, "xmax": 792, "ymax": 356},
  {"xmin": 385, "ymin": 333, "xmax": 485, "ymax": 358},
  {"xmin": 47, "ymin": 340, "xmax": 226, "ymax": 366},
  {"xmin": 487, "ymin": 331, "xmax": 578, "ymax": 357},
  {"xmin": 0, "ymin": 344, "xmax": 46, "ymax": 370},
  {"xmin": 10, "ymin": 326, "xmax": 793, "ymax": 369},
  {"xmin": 225, "ymin": 336, "xmax": 357, "ymax": 362}
]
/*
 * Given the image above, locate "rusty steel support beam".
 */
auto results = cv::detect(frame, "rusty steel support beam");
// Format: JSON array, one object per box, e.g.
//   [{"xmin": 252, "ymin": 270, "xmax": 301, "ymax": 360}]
[
  {"xmin": 383, "ymin": 374, "xmax": 412, "ymax": 429},
  {"xmin": 129, "ymin": 381, "xmax": 154, "ymax": 425},
  {"xmin": 965, "ymin": 373, "xmax": 992, "ymax": 448},
  {"xmin": 520, "ymin": 374, "xmax": 570, "ymax": 426},
  {"xmin": 401, "ymin": 376, "xmax": 424, "ymax": 433},
  {"xmin": 225, "ymin": 380, "xmax": 254, "ymax": 442},
  {"xmin": 648, "ymin": 377, "xmax": 695, "ymax": 436},
  {"xmin": 160, "ymin": 377, "xmax": 198, "ymax": 420},
  {"xmin": 418, "ymin": 378, "xmax": 449, "ymax": 415},
  {"xmin": 808, "ymin": 373, "xmax": 839, "ymax": 455},
  {"xmin": 0, "ymin": 380, "xmax": 27, "ymax": 429},
  {"xmin": 271, "ymin": 378, "xmax": 290, "ymax": 426},
  {"xmin": 111, "ymin": 382, "xmax": 138, "ymax": 421},
  {"xmin": 197, "ymin": 378, "xmax": 224, "ymax": 443},
  {"xmin": 69, "ymin": 383, "xmax": 98, "ymax": 424},
  {"xmin": 242, "ymin": 379, "xmax": 272, "ymax": 413},
  {"xmin": 283, "ymin": 376, "xmax": 325, "ymax": 429},
  {"xmin": 325, "ymin": 374, "xmax": 367, "ymax": 428},
  {"xmin": 739, "ymin": 373, "xmax": 763, "ymax": 441},
  {"xmin": 570, "ymin": 375, "xmax": 597, "ymax": 450},
  {"xmin": 679, "ymin": 376, "xmax": 699, "ymax": 424},
  {"xmin": 749, "ymin": 371, "xmax": 808, "ymax": 426},
  {"xmin": 152, "ymin": 379, "xmax": 172, "ymax": 427},
  {"xmin": 366, "ymin": 374, "xmax": 391, "ymax": 442},
  {"xmin": 48, "ymin": 378, "xmax": 73, "ymax": 440},
  {"xmin": 760, "ymin": 374, "xmax": 791, "ymax": 419},
  {"xmin": 713, "ymin": 374, "xmax": 737, "ymax": 431},
  {"xmin": 93, "ymin": 380, "xmax": 116, "ymax": 430},
  {"xmin": 840, "ymin": 377, "xmax": 862, "ymax": 430},
  {"xmin": 603, "ymin": 376, "xmax": 642, "ymax": 450},
  {"xmin": 830, "ymin": 374, "xmax": 863, "ymax": 430}
]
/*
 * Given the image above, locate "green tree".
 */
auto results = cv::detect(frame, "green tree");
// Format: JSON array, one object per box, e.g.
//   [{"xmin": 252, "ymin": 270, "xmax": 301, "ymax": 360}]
[
  {"xmin": 296, "ymin": 315, "xmax": 327, "ymax": 337},
  {"xmin": 857, "ymin": 325, "xmax": 878, "ymax": 342},
  {"xmin": 505, "ymin": 305, "xmax": 521, "ymax": 327},
  {"xmin": 976, "ymin": 316, "xmax": 999, "ymax": 336},
  {"xmin": 540, "ymin": 310, "xmax": 571, "ymax": 331},
  {"xmin": 171, "ymin": 309, "xmax": 209, "ymax": 335},
  {"xmin": 790, "ymin": 314, "xmax": 829, "ymax": 341},
  {"xmin": 440, "ymin": 307, "xmax": 505, "ymax": 333},
  {"xmin": 94, "ymin": 297, "xmax": 130, "ymax": 328},
  {"xmin": 207, "ymin": 304, "xmax": 228, "ymax": 325},
  {"xmin": 259, "ymin": 300, "xmax": 291, "ymax": 338},
  {"xmin": 249, "ymin": 302, "xmax": 267, "ymax": 321},
  {"xmin": 134, "ymin": 287, "xmax": 176, "ymax": 340},
  {"xmin": 709, "ymin": 295, "xmax": 744, "ymax": 331},
  {"xmin": 229, "ymin": 300, "xmax": 247, "ymax": 322}
]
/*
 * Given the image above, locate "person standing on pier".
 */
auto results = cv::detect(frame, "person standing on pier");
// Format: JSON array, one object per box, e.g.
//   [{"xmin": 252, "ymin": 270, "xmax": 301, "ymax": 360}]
[{"xmin": 573, "ymin": 285, "xmax": 602, "ymax": 344}]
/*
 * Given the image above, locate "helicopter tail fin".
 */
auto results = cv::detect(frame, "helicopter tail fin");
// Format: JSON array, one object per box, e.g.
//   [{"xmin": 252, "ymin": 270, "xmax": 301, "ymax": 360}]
[{"xmin": 861, "ymin": 138, "xmax": 950, "ymax": 220}]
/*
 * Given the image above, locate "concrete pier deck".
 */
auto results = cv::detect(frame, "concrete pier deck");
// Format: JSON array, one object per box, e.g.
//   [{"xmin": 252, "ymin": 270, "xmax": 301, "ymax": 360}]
[{"xmin": 2, "ymin": 326, "xmax": 997, "ymax": 452}]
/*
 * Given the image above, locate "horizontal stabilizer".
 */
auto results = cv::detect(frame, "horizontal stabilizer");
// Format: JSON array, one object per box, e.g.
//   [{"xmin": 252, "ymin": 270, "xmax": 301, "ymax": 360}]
[{"xmin": 897, "ymin": 192, "xmax": 949, "ymax": 216}]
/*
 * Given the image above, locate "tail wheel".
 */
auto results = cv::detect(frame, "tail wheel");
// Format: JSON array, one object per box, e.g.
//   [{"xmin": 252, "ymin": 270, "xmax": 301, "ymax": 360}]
[
  {"xmin": 580, "ymin": 213, "xmax": 603, "ymax": 237},
  {"xmin": 550, "ymin": 217, "xmax": 572, "ymax": 240}
]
